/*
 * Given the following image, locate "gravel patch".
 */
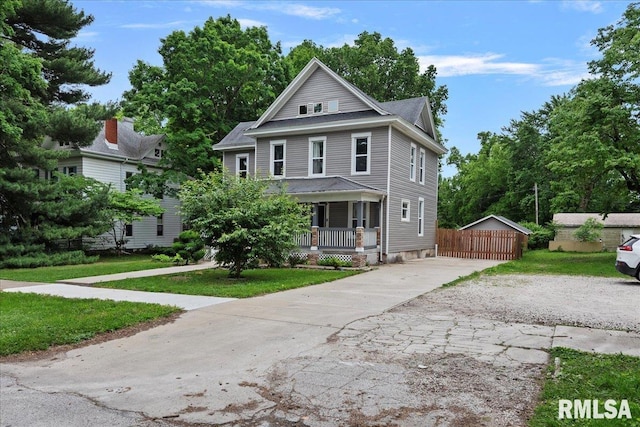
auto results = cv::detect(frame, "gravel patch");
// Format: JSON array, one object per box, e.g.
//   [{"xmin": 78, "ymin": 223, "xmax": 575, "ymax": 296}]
[{"xmin": 404, "ymin": 274, "xmax": 640, "ymax": 333}]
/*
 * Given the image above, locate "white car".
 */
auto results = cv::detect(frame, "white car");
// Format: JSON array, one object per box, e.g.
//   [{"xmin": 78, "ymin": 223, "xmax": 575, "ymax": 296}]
[{"xmin": 616, "ymin": 234, "xmax": 640, "ymax": 281}]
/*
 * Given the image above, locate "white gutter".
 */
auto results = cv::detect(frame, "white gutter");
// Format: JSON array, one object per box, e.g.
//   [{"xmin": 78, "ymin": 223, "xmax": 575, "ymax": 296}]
[{"xmin": 385, "ymin": 125, "xmax": 392, "ymax": 258}]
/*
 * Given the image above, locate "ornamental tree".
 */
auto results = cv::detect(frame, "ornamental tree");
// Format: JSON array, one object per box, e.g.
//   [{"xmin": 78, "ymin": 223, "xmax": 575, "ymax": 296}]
[{"xmin": 179, "ymin": 172, "xmax": 310, "ymax": 278}]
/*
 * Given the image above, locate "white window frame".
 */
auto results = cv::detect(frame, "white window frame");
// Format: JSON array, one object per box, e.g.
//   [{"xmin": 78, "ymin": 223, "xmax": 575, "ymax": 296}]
[
  {"xmin": 419, "ymin": 148, "xmax": 425, "ymax": 185},
  {"xmin": 328, "ymin": 100, "xmax": 339, "ymax": 113},
  {"xmin": 410, "ymin": 143, "xmax": 416, "ymax": 182},
  {"xmin": 308, "ymin": 137, "xmax": 326, "ymax": 177},
  {"xmin": 270, "ymin": 140, "xmax": 286, "ymax": 178},
  {"xmin": 401, "ymin": 199, "xmax": 410, "ymax": 222},
  {"xmin": 236, "ymin": 153, "xmax": 249, "ymax": 178},
  {"xmin": 351, "ymin": 132, "xmax": 371, "ymax": 175},
  {"xmin": 418, "ymin": 197, "xmax": 424, "ymax": 236}
]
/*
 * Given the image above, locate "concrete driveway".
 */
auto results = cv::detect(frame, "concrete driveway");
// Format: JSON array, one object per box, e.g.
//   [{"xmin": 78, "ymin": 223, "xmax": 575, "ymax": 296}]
[
  {"xmin": 1, "ymin": 257, "xmax": 499, "ymax": 426},
  {"xmin": 2, "ymin": 258, "xmax": 639, "ymax": 426}
]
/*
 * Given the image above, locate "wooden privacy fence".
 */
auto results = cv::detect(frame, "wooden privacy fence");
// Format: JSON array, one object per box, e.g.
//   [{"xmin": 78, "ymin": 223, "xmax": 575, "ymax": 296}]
[{"xmin": 437, "ymin": 229, "xmax": 527, "ymax": 260}]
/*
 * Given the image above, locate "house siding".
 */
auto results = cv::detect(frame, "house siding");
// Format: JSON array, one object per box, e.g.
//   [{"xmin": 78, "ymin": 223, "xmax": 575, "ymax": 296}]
[
  {"xmin": 387, "ymin": 128, "xmax": 438, "ymax": 255},
  {"xmin": 222, "ymin": 150, "xmax": 255, "ymax": 177},
  {"xmin": 78, "ymin": 156, "xmax": 181, "ymax": 249},
  {"xmin": 255, "ymin": 126, "xmax": 388, "ymax": 190},
  {"xmin": 329, "ymin": 202, "xmax": 348, "ymax": 227},
  {"xmin": 465, "ymin": 218, "xmax": 515, "ymax": 232},
  {"xmin": 272, "ymin": 68, "xmax": 371, "ymax": 121}
]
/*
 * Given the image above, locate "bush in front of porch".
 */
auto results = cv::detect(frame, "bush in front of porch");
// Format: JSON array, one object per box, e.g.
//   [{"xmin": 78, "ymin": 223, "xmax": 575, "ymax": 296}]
[{"xmin": 179, "ymin": 171, "xmax": 311, "ymax": 278}]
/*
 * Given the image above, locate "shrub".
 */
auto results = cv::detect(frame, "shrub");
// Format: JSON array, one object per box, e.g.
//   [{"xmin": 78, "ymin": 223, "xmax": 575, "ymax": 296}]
[
  {"xmin": 574, "ymin": 218, "xmax": 603, "ymax": 242},
  {"xmin": 0, "ymin": 251, "xmax": 99, "ymax": 269},
  {"xmin": 521, "ymin": 221, "xmax": 557, "ymax": 250},
  {"xmin": 288, "ymin": 253, "xmax": 308, "ymax": 267},
  {"xmin": 317, "ymin": 256, "xmax": 352, "ymax": 269},
  {"xmin": 172, "ymin": 231, "xmax": 205, "ymax": 265}
]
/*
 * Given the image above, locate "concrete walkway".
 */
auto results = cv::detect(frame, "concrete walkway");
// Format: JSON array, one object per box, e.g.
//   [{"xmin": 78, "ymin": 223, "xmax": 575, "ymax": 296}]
[{"xmin": 1, "ymin": 262, "xmax": 232, "ymax": 311}]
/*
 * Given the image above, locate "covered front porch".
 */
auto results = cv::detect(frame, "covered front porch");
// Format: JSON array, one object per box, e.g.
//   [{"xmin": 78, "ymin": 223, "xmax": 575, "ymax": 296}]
[{"xmin": 269, "ymin": 177, "xmax": 386, "ymax": 266}]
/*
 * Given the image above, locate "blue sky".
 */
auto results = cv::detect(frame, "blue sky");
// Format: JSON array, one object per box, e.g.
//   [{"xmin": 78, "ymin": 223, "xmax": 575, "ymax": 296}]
[{"xmin": 73, "ymin": 0, "xmax": 632, "ymax": 176}]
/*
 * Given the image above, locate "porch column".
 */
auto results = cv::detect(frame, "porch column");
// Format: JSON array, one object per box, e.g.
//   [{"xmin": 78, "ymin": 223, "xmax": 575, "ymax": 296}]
[
  {"xmin": 309, "ymin": 225, "xmax": 319, "ymax": 265},
  {"xmin": 355, "ymin": 226, "xmax": 364, "ymax": 252},
  {"xmin": 356, "ymin": 201, "xmax": 364, "ymax": 227}
]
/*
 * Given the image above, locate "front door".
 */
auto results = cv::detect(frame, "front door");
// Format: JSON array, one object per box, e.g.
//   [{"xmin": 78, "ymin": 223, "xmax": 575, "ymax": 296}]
[{"xmin": 317, "ymin": 203, "xmax": 327, "ymax": 227}]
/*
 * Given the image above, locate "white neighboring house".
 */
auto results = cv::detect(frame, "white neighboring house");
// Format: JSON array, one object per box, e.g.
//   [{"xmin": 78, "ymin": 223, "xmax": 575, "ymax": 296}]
[{"xmin": 41, "ymin": 117, "xmax": 182, "ymax": 250}]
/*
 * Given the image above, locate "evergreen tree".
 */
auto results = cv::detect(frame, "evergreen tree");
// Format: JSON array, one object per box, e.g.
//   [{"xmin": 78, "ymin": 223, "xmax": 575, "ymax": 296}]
[{"xmin": 1, "ymin": 0, "xmax": 115, "ymax": 264}]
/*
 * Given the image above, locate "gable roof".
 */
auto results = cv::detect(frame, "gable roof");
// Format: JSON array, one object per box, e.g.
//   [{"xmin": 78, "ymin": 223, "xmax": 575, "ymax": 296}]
[
  {"xmin": 215, "ymin": 59, "xmax": 446, "ymax": 155},
  {"xmin": 553, "ymin": 213, "xmax": 640, "ymax": 227},
  {"xmin": 252, "ymin": 58, "xmax": 388, "ymax": 130},
  {"xmin": 460, "ymin": 215, "xmax": 532, "ymax": 235},
  {"xmin": 44, "ymin": 118, "xmax": 166, "ymax": 165}
]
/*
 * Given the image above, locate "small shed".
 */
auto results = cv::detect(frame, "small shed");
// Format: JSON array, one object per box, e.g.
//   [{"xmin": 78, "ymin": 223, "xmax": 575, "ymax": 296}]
[
  {"xmin": 460, "ymin": 215, "xmax": 532, "ymax": 235},
  {"xmin": 552, "ymin": 213, "xmax": 640, "ymax": 250}
]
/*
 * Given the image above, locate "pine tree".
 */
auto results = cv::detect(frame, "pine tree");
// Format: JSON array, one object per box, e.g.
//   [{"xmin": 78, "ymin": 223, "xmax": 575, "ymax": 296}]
[{"xmin": 1, "ymin": 0, "xmax": 115, "ymax": 264}]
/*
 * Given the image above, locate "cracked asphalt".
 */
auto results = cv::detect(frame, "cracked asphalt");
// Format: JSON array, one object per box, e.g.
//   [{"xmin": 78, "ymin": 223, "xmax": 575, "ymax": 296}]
[{"xmin": 2, "ymin": 260, "xmax": 639, "ymax": 426}]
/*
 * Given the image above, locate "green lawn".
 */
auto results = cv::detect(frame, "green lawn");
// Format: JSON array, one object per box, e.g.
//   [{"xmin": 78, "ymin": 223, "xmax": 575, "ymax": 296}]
[
  {"xmin": 94, "ymin": 267, "xmax": 360, "ymax": 298},
  {"xmin": 530, "ymin": 348, "xmax": 640, "ymax": 426},
  {"xmin": 0, "ymin": 292, "xmax": 180, "ymax": 356},
  {"xmin": 487, "ymin": 250, "xmax": 624, "ymax": 278},
  {"xmin": 0, "ymin": 254, "xmax": 172, "ymax": 282}
]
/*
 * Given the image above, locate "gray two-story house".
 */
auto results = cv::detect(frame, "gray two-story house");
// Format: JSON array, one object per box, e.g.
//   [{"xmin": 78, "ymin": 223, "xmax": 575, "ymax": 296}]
[{"xmin": 214, "ymin": 58, "xmax": 446, "ymax": 265}]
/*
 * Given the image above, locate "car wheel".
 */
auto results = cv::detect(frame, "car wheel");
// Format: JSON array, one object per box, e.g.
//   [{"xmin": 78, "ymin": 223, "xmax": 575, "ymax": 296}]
[{"xmin": 636, "ymin": 268, "xmax": 640, "ymax": 282}]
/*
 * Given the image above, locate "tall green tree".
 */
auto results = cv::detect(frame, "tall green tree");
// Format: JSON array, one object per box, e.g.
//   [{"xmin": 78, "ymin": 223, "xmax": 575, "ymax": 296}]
[
  {"xmin": 286, "ymin": 32, "xmax": 448, "ymax": 136},
  {"xmin": 122, "ymin": 15, "xmax": 290, "ymax": 181},
  {"xmin": 586, "ymin": 2, "xmax": 640, "ymax": 196},
  {"xmin": 1, "ymin": 0, "xmax": 115, "ymax": 264}
]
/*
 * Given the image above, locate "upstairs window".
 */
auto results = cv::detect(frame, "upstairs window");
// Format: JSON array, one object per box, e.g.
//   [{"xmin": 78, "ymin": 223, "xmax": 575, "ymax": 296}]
[
  {"xmin": 270, "ymin": 140, "xmax": 286, "ymax": 177},
  {"xmin": 298, "ymin": 102, "xmax": 324, "ymax": 115},
  {"xmin": 125, "ymin": 171, "xmax": 134, "ymax": 190},
  {"xmin": 61, "ymin": 166, "xmax": 77, "ymax": 176},
  {"xmin": 327, "ymin": 100, "xmax": 339, "ymax": 113},
  {"xmin": 409, "ymin": 143, "xmax": 416, "ymax": 182},
  {"xmin": 351, "ymin": 132, "xmax": 371, "ymax": 175},
  {"xmin": 419, "ymin": 148, "xmax": 426, "ymax": 185},
  {"xmin": 309, "ymin": 137, "xmax": 326, "ymax": 176},
  {"xmin": 236, "ymin": 154, "xmax": 249, "ymax": 178}
]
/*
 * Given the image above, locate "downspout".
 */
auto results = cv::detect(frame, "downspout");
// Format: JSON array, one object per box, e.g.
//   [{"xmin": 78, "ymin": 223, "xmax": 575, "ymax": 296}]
[{"xmin": 385, "ymin": 125, "xmax": 392, "ymax": 260}]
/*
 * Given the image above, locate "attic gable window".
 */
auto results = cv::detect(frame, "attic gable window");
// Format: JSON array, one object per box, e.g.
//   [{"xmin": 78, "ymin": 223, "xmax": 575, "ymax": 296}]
[
  {"xmin": 298, "ymin": 102, "xmax": 324, "ymax": 116},
  {"xmin": 328, "ymin": 100, "xmax": 339, "ymax": 113}
]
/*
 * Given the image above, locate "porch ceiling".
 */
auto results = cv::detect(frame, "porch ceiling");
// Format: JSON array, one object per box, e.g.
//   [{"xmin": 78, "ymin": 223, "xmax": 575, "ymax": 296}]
[{"xmin": 267, "ymin": 176, "xmax": 386, "ymax": 203}]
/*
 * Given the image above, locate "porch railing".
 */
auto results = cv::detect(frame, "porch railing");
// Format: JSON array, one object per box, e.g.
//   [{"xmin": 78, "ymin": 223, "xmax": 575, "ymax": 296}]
[{"xmin": 295, "ymin": 227, "xmax": 379, "ymax": 250}]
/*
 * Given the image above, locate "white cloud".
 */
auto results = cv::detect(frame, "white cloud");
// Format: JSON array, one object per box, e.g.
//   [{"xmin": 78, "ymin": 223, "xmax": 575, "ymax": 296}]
[
  {"xmin": 75, "ymin": 31, "xmax": 99, "ymax": 40},
  {"xmin": 419, "ymin": 53, "xmax": 589, "ymax": 86},
  {"xmin": 274, "ymin": 3, "xmax": 340, "ymax": 19},
  {"xmin": 561, "ymin": 0, "xmax": 603, "ymax": 14},
  {"xmin": 238, "ymin": 18, "xmax": 267, "ymax": 28},
  {"xmin": 419, "ymin": 53, "xmax": 538, "ymax": 77}
]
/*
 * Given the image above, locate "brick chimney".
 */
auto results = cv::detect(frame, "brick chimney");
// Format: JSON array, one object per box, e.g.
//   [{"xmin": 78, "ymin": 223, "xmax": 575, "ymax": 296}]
[{"xmin": 105, "ymin": 118, "xmax": 118, "ymax": 144}]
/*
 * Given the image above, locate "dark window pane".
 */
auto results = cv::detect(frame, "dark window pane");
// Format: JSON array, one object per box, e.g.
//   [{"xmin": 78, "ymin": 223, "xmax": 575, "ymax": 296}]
[
  {"xmin": 313, "ymin": 159, "xmax": 323, "ymax": 174},
  {"xmin": 274, "ymin": 145, "xmax": 283, "ymax": 160},
  {"xmin": 355, "ymin": 156, "xmax": 367, "ymax": 172},
  {"xmin": 274, "ymin": 161, "xmax": 283, "ymax": 176},
  {"xmin": 356, "ymin": 138, "xmax": 368, "ymax": 155}
]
